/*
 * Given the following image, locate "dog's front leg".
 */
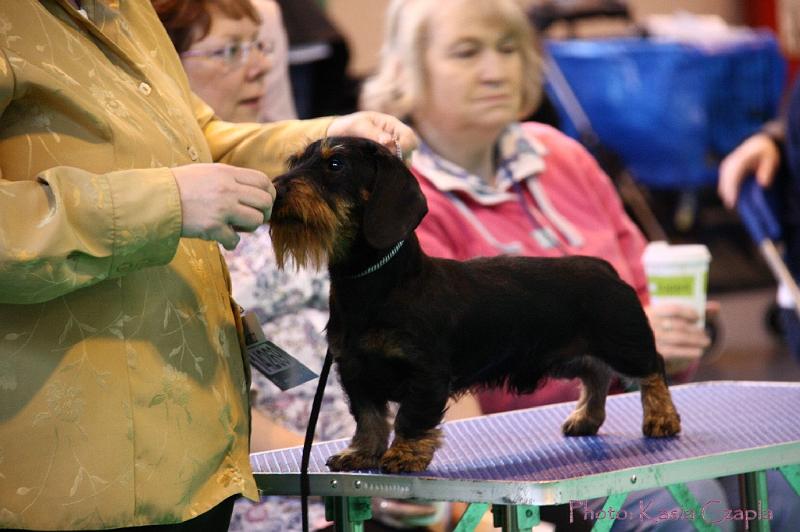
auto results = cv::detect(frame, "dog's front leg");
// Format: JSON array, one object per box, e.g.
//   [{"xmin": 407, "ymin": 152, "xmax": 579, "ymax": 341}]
[
  {"xmin": 380, "ymin": 380, "xmax": 448, "ymax": 473},
  {"xmin": 326, "ymin": 399, "xmax": 390, "ymax": 471}
]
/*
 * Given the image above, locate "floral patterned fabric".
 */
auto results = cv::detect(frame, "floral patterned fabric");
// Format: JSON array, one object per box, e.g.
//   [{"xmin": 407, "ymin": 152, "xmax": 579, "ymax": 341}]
[
  {"xmin": 224, "ymin": 226, "xmax": 353, "ymax": 532},
  {"xmin": 0, "ymin": 2, "xmax": 330, "ymax": 529}
]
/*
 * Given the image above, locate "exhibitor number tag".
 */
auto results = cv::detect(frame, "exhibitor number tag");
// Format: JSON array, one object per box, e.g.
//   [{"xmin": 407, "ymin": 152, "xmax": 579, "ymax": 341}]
[{"xmin": 248, "ymin": 340, "xmax": 318, "ymax": 391}]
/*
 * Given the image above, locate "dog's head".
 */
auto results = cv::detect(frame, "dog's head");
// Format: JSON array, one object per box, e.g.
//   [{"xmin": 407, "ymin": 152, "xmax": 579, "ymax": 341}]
[{"xmin": 269, "ymin": 136, "xmax": 428, "ymax": 269}]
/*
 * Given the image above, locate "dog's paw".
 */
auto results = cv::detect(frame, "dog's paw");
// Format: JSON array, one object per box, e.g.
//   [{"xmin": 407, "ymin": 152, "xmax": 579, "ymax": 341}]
[
  {"xmin": 643, "ymin": 411, "xmax": 681, "ymax": 438},
  {"xmin": 561, "ymin": 411, "xmax": 604, "ymax": 437},
  {"xmin": 379, "ymin": 431, "xmax": 441, "ymax": 473},
  {"xmin": 326, "ymin": 448, "xmax": 382, "ymax": 471},
  {"xmin": 379, "ymin": 445, "xmax": 433, "ymax": 473}
]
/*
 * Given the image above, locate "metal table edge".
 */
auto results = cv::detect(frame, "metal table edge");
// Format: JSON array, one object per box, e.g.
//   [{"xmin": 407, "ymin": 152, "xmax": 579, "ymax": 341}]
[{"xmin": 254, "ymin": 440, "xmax": 800, "ymax": 505}]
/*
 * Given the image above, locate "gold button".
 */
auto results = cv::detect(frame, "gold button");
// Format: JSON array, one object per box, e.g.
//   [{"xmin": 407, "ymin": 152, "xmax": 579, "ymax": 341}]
[
  {"xmin": 187, "ymin": 146, "xmax": 199, "ymax": 161},
  {"xmin": 138, "ymin": 82, "xmax": 152, "ymax": 96}
]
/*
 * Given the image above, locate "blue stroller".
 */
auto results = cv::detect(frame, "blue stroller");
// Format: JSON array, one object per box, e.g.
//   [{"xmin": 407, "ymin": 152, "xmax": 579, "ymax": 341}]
[
  {"xmin": 738, "ymin": 179, "xmax": 800, "ymax": 309},
  {"xmin": 738, "ymin": 173, "xmax": 800, "ymax": 362},
  {"xmin": 530, "ymin": 0, "xmax": 786, "ymax": 240}
]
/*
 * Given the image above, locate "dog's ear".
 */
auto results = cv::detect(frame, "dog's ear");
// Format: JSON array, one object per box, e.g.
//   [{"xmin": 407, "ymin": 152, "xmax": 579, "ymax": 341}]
[{"xmin": 363, "ymin": 151, "xmax": 428, "ymax": 249}]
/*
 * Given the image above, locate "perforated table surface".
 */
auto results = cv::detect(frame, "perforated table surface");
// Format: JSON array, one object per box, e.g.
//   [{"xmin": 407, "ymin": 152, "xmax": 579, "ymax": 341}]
[{"xmin": 251, "ymin": 381, "xmax": 800, "ymax": 505}]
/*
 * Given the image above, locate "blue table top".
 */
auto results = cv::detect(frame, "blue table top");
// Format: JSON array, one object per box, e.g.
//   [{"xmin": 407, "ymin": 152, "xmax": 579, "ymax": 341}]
[{"xmin": 251, "ymin": 381, "xmax": 800, "ymax": 504}]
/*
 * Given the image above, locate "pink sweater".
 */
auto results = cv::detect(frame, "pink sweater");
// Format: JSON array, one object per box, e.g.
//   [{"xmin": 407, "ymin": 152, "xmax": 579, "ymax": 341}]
[{"xmin": 412, "ymin": 122, "xmax": 651, "ymax": 413}]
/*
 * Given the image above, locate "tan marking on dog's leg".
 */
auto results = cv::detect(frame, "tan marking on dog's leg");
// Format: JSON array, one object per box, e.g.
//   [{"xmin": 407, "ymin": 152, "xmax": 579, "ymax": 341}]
[
  {"xmin": 379, "ymin": 428, "xmax": 442, "ymax": 473},
  {"xmin": 326, "ymin": 405, "xmax": 390, "ymax": 471},
  {"xmin": 562, "ymin": 372, "xmax": 610, "ymax": 436},
  {"xmin": 640, "ymin": 373, "xmax": 681, "ymax": 437}
]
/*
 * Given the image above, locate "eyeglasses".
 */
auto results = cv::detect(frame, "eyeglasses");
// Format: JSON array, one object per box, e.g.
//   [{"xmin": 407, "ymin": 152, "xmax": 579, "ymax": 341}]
[{"xmin": 181, "ymin": 38, "xmax": 274, "ymax": 67}]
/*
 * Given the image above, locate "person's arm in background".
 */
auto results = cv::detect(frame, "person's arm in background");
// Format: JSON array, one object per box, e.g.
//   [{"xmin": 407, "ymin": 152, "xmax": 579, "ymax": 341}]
[
  {"xmin": 717, "ymin": 75, "xmax": 800, "ymax": 209},
  {"xmin": 718, "ymin": 119, "xmax": 783, "ymax": 209}
]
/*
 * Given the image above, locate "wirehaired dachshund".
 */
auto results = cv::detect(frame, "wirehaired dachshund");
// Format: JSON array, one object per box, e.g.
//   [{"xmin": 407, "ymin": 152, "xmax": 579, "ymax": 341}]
[{"xmin": 269, "ymin": 136, "xmax": 681, "ymax": 473}]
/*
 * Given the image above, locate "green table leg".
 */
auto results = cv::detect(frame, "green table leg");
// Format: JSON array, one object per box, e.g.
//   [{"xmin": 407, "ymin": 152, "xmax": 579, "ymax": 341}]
[
  {"xmin": 492, "ymin": 504, "xmax": 540, "ymax": 532},
  {"xmin": 666, "ymin": 483, "xmax": 720, "ymax": 532},
  {"xmin": 778, "ymin": 465, "xmax": 800, "ymax": 497},
  {"xmin": 324, "ymin": 496, "xmax": 372, "ymax": 532},
  {"xmin": 452, "ymin": 502, "xmax": 490, "ymax": 532},
  {"xmin": 590, "ymin": 492, "xmax": 628, "ymax": 532},
  {"xmin": 741, "ymin": 471, "xmax": 771, "ymax": 532}
]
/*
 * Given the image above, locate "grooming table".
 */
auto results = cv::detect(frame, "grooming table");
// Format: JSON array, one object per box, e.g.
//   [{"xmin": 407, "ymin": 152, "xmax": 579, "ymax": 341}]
[{"xmin": 251, "ymin": 381, "xmax": 800, "ymax": 531}]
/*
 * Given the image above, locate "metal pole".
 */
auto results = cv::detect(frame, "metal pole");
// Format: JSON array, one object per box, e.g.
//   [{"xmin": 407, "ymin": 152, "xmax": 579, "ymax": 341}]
[
  {"xmin": 324, "ymin": 496, "xmax": 371, "ymax": 532},
  {"xmin": 760, "ymin": 240, "xmax": 800, "ymax": 322},
  {"xmin": 492, "ymin": 504, "xmax": 540, "ymax": 532},
  {"xmin": 740, "ymin": 471, "xmax": 771, "ymax": 532}
]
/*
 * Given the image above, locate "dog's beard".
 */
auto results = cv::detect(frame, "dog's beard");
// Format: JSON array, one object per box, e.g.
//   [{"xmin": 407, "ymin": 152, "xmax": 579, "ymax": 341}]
[
  {"xmin": 270, "ymin": 185, "xmax": 353, "ymax": 270},
  {"xmin": 271, "ymin": 223, "xmax": 333, "ymax": 270}
]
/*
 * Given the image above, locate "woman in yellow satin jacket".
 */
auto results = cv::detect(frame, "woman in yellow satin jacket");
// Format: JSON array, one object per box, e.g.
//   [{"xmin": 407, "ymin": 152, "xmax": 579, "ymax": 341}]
[{"xmin": 0, "ymin": 2, "xmax": 414, "ymax": 530}]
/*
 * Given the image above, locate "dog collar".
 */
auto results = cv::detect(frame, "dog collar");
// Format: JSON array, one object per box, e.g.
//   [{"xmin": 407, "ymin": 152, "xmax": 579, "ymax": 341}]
[{"xmin": 345, "ymin": 240, "xmax": 405, "ymax": 279}]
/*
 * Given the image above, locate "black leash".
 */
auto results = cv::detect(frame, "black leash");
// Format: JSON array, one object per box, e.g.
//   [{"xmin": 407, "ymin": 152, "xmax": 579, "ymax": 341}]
[{"xmin": 301, "ymin": 348, "xmax": 334, "ymax": 532}]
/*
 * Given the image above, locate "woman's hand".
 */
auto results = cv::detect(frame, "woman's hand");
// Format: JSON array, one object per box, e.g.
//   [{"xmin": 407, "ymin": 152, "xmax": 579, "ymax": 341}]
[
  {"xmin": 718, "ymin": 133, "xmax": 780, "ymax": 209},
  {"xmin": 645, "ymin": 302, "xmax": 715, "ymax": 375},
  {"xmin": 172, "ymin": 163, "xmax": 275, "ymax": 250},
  {"xmin": 327, "ymin": 111, "xmax": 418, "ymax": 158}
]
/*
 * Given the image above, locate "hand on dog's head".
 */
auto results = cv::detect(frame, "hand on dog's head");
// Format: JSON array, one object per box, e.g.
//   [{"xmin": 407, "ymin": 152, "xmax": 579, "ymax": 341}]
[{"xmin": 270, "ymin": 137, "xmax": 428, "ymax": 269}]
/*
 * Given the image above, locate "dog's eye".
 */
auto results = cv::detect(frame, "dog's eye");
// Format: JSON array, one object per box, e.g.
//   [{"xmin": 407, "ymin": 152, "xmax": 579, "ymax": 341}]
[{"xmin": 327, "ymin": 158, "xmax": 344, "ymax": 172}]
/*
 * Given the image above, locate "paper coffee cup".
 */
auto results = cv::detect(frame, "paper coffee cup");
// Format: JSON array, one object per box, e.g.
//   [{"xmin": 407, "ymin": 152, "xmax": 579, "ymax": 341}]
[{"xmin": 642, "ymin": 242, "xmax": 711, "ymax": 326}]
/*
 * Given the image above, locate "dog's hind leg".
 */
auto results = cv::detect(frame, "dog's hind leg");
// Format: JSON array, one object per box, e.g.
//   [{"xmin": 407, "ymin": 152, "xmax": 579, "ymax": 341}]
[
  {"xmin": 639, "ymin": 372, "xmax": 681, "ymax": 437},
  {"xmin": 600, "ymin": 351, "xmax": 681, "ymax": 438},
  {"xmin": 586, "ymin": 290, "xmax": 681, "ymax": 438},
  {"xmin": 606, "ymin": 338, "xmax": 681, "ymax": 437},
  {"xmin": 561, "ymin": 357, "xmax": 612, "ymax": 436},
  {"xmin": 326, "ymin": 401, "xmax": 390, "ymax": 471}
]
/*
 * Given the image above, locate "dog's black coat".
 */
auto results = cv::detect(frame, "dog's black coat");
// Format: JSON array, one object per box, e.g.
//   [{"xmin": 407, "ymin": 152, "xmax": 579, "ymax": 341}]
[{"xmin": 270, "ymin": 137, "xmax": 679, "ymax": 473}]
